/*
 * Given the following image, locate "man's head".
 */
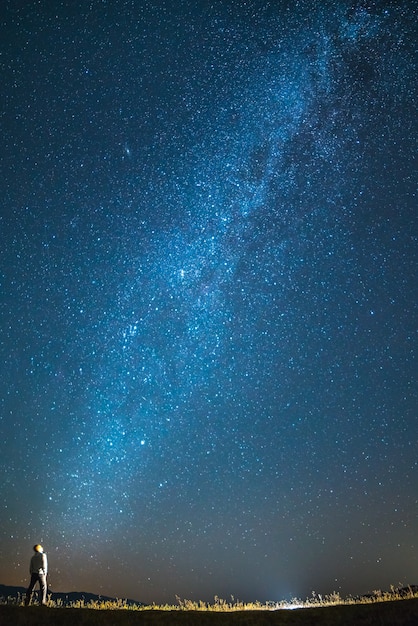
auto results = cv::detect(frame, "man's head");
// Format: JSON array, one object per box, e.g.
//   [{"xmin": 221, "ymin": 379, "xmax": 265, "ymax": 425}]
[{"xmin": 33, "ymin": 544, "xmax": 43, "ymax": 553}]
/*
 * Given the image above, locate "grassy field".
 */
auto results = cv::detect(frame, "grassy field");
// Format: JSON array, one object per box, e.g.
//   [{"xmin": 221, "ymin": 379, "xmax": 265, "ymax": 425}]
[
  {"xmin": 1, "ymin": 593, "xmax": 418, "ymax": 626},
  {"xmin": 1, "ymin": 599, "xmax": 418, "ymax": 625}
]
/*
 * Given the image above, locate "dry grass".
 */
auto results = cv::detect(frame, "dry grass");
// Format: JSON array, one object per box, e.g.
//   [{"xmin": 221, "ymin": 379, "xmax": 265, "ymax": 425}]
[
  {"xmin": 2, "ymin": 584, "xmax": 418, "ymax": 611},
  {"xmin": 1, "ymin": 592, "xmax": 418, "ymax": 626}
]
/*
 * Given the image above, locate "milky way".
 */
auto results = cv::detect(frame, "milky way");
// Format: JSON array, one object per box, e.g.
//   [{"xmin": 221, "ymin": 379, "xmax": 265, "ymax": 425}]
[{"xmin": 1, "ymin": 0, "xmax": 416, "ymax": 603}]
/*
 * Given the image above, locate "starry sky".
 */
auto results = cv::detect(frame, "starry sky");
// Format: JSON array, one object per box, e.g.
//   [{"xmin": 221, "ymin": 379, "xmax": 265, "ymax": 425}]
[{"xmin": 1, "ymin": 0, "xmax": 417, "ymax": 605}]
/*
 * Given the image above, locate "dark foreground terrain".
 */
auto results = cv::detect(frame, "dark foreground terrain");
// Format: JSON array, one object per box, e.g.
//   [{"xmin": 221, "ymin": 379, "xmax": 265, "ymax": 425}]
[{"xmin": 1, "ymin": 598, "xmax": 418, "ymax": 626}]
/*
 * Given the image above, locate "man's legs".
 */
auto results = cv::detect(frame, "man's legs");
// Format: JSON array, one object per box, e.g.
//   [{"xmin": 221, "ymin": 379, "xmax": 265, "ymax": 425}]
[
  {"xmin": 39, "ymin": 573, "xmax": 48, "ymax": 605},
  {"xmin": 25, "ymin": 573, "xmax": 38, "ymax": 606}
]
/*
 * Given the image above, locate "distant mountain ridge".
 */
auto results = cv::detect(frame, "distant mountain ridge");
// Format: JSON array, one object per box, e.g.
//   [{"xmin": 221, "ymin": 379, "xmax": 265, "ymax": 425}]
[
  {"xmin": 0, "ymin": 583, "xmax": 143, "ymax": 606},
  {"xmin": 1, "ymin": 583, "xmax": 417, "ymax": 608}
]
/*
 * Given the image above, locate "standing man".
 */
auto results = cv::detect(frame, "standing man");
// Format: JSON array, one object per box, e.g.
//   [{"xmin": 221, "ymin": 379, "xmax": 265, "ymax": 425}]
[{"xmin": 25, "ymin": 544, "xmax": 48, "ymax": 606}]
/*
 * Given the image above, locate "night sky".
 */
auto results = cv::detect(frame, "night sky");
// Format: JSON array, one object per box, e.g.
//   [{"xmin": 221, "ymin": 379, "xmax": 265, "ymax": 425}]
[{"xmin": 1, "ymin": 0, "xmax": 417, "ymax": 605}]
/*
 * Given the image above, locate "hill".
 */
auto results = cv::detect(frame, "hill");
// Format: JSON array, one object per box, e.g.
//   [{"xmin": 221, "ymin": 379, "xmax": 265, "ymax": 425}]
[
  {"xmin": 0, "ymin": 598, "xmax": 418, "ymax": 626},
  {"xmin": 0, "ymin": 583, "xmax": 142, "ymax": 606}
]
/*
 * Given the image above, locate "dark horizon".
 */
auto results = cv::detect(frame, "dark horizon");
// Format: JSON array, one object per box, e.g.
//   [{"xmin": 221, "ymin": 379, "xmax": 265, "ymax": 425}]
[
  {"xmin": 2, "ymin": 582, "xmax": 418, "ymax": 607},
  {"xmin": 1, "ymin": 0, "xmax": 416, "ymax": 605}
]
